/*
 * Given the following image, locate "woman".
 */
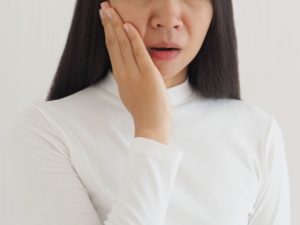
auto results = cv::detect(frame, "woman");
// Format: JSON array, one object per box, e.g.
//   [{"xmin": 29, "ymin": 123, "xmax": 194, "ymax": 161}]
[{"xmin": 5, "ymin": 0, "xmax": 291, "ymax": 225}]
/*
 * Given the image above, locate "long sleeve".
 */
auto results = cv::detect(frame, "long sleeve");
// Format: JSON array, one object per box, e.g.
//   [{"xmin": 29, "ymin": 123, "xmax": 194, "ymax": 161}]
[
  {"xmin": 5, "ymin": 104, "xmax": 183, "ymax": 225},
  {"xmin": 104, "ymin": 137, "xmax": 182, "ymax": 225},
  {"xmin": 248, "ymin": 117, "xmax": 291, "ymax": 225}
]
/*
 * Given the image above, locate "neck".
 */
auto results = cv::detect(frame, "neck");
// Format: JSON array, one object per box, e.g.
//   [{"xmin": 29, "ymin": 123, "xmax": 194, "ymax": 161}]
[{"xmin": 162, "ymin": 68, "xmax": 188, "ymax": 89}]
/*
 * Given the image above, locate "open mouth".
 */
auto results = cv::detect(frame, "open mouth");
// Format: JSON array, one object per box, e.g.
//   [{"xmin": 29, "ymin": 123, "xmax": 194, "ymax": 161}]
[
  {"xmin": 150, "ymin": 48, "xmax": 180, "ymax": 51},
  {"xmin": 148, "ymin": 48, "xmax": 181, "ymax": 60}
]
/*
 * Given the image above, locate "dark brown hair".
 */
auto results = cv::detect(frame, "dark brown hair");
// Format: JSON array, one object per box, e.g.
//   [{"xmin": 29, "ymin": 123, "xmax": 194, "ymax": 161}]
[{"xmin": 46, "ymin": 0, "xmax": 241, "ymax": 101}]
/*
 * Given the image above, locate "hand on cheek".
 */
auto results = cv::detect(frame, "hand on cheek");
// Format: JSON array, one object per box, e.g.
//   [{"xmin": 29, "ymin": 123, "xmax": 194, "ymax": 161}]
[{"xmin": 99, "ymin": 1, "xmax": 172, "ymax": 144}]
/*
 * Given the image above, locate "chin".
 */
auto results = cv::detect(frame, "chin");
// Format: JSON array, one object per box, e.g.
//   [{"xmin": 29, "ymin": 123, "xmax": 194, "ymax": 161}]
[
  {"xmin": 156, "ymin": 68, "xmax": 173, "ymax": 77},
  {"xmin": 157, "ymin": 64, "xmax": 184, "ymax": 78}
]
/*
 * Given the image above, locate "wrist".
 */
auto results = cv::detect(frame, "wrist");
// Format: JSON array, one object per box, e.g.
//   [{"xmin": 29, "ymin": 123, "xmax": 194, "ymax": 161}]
[{"xmin": 134, "ymin": 128, "xmax": 170, "ymax": 145}]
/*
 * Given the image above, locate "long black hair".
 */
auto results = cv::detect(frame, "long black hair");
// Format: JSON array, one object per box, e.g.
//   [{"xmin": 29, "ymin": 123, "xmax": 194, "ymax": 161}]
[{"xmin": 46, "ymin": 0, "xmax": 241, "ymax": 101}]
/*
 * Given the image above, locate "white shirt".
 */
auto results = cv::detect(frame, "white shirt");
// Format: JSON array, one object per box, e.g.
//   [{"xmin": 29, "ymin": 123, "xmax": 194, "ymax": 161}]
[{"xmin": 5, "ymin": 70, "xmax": 291, "ymax": 225}]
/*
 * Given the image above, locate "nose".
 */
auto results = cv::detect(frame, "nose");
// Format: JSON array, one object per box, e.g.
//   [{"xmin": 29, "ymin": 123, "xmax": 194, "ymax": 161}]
[{"xmin": 150, "ymin": 1, "xmax": 183, "ymax": 30}]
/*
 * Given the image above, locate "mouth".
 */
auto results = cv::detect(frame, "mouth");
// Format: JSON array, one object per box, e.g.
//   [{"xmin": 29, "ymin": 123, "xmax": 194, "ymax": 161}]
[
  {"xmin": 150, "ymin": 47, "xmax": 180, "ymax": 51},
  {"xmin": 147, "ymin": 48, "xmax": 182, "ymax": 61}
]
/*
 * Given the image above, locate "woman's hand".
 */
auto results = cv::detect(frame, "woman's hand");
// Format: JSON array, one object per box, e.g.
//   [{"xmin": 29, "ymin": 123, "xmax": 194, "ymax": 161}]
[{"xmin": 99, "ymin": 2, "xmax": 171, "ymax": 144}]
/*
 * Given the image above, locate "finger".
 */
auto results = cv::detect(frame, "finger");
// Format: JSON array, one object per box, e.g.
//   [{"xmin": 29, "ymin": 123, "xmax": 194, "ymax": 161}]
[
  {"xmin": 122, "ymin": 23, "xmax": 156, "ymax": 75},
  {"xmin": 106, "ymin": 7, "xmax": 140, "ymax": 78},
  {"xmin": 99, "ymin": 7, "xmax": 124, "ymax": 78}
]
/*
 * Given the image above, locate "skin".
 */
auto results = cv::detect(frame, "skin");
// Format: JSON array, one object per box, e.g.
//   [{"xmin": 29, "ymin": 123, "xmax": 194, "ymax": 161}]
[
  {"xmin": 99, "ymin": 1, "xmax": 213, "ymax": 144},
  {"xmin": 108, "ymin": 0, "xmax": 213, "ymax": 88}
]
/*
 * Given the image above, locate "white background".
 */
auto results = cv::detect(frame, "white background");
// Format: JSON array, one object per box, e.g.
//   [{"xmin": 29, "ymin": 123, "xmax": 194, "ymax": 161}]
[{"xmin": 1, "ymin": 0, "xmax": 299, "ymax": 224}]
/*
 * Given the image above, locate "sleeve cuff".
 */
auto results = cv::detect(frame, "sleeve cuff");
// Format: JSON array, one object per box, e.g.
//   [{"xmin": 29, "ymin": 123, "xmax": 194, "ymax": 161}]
[{"xmin": 129, "ymin": 137, "xmax": 183, "ymax": 163}]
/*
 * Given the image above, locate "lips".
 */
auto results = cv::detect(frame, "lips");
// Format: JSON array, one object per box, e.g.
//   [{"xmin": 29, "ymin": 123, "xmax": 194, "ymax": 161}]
[
  {"xmin": 148, "ymin": 48, "xmax": 181, "ymax": 60},
  {"xmin": 146, "ymin": 41, "xmax": 182, "ymax": 60},
  {"xmin": 147, "ymin": 41, "xmax": 182, "ymax": 51}
]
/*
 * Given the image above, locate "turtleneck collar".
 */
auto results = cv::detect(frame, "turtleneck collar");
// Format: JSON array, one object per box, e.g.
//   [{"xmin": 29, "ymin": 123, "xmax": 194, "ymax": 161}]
[{"xmin": 94, "ymin": 70, "xmax": 197, "ymax": 107}]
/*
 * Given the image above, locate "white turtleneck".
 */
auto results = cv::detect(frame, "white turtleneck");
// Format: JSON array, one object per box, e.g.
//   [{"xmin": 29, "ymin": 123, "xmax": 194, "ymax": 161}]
[
  {"xmin": 5, "ymin": 70, "xmax": 291, "ymax": 225},
  {"xmin": 99, "ymin": 70, "xmax": 197, "ymax": 107}
]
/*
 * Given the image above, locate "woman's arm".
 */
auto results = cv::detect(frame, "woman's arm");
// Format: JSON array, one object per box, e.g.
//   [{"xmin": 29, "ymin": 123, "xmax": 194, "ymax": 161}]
[
  {"xmin": 105, "ymin": 137, "xmax": 182, "ymax": 225},
  {"xmin": 5, "ymin": 104, "xmax": 182, "ymax": 225},
  {"xmin": 248, "ymin": 117, "xmax": 291, "ymax": 225}
]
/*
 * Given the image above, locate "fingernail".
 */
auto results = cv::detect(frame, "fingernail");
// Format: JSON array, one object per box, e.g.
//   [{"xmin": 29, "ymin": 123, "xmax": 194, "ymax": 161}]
[
  {"xmin": 101, "ymin": 2, "xmax": 109, "ymax": 9},
  {"xmin": 123, "ymin": 24, "xmax": 130, "ymax": 33}
]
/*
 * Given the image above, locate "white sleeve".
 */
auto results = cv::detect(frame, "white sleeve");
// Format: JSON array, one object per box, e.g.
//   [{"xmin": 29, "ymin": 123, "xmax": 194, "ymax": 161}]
[
  {"xmin": 104, "ymin": 137, "xmax": 182, "ymax": 225},
  {"xmin": 5, "ymin": 104, "xmax": 182, "ymax": 225},
  {"xmin": 248, "ymin": 117, "xmax": 291, "ymax": 225}
]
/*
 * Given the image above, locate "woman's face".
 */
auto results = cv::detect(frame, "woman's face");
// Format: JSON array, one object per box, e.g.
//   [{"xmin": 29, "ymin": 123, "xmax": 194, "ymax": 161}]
[{"xmin": 109, "ymin": 0, "xmax": 213, "ymax": 87}]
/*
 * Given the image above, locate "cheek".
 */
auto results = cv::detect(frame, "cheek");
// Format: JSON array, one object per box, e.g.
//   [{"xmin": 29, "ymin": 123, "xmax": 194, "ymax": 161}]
[
  {"xmin": 110, "ymin": 1, "xmax": 140, "ymax": 22},
  {"xmin": 192, "ymin": 8, "xmax": 213, "ymax": 37},
  {"xmin": 186, "ymin": 10, "xmax": 213, "ymax": 53},
  {"xmin": 192, "ymin": 1, "xmax": 213, "ymax": 24},
  {"xmin": 117, "ymin": 8, "xmax": 146, "ymax": 37},
  {"xmin": 112, "ymin": 5, "xmax": 142, "ymax": 29}
]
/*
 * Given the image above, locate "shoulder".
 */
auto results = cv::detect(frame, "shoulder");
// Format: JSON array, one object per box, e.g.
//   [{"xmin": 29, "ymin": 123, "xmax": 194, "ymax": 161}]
[
  {"xmin": 18, "ymin": 85, "xmax": 101, "ymax": 122},
  {"xmin": 7, "ymin": 103, "xmax": 62, "ymax": 143},
  {"xmin": 217, "ymin": 99, "xmax": 285, "ymax": 146},
  {"xmin": 223, "ymin": 98, "xmax": 274, "ymax": 121},
  {"xmin": 7, "ymin": 84, "xmax": 116, "ymax": 139},
  {"xmin": 191, "ymin": 96, "xmax": 284, "ymax": 145},
  {"xmin": 7, "ymin": 87, "xmax": 94, "ymax": 137},
  {"xmin": 6, "ymin": 102, "xmax": 71, "ymax": 160},
  {"xmin": 192, "ymin": 96, "xmax": 275, "ymax": 125}
]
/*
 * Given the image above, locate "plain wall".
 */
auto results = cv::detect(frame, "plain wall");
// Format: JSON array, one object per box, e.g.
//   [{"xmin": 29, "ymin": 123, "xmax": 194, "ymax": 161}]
[{"xmin": 1, "ymin": 0, "xmax": 299, "ymax": 224}]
